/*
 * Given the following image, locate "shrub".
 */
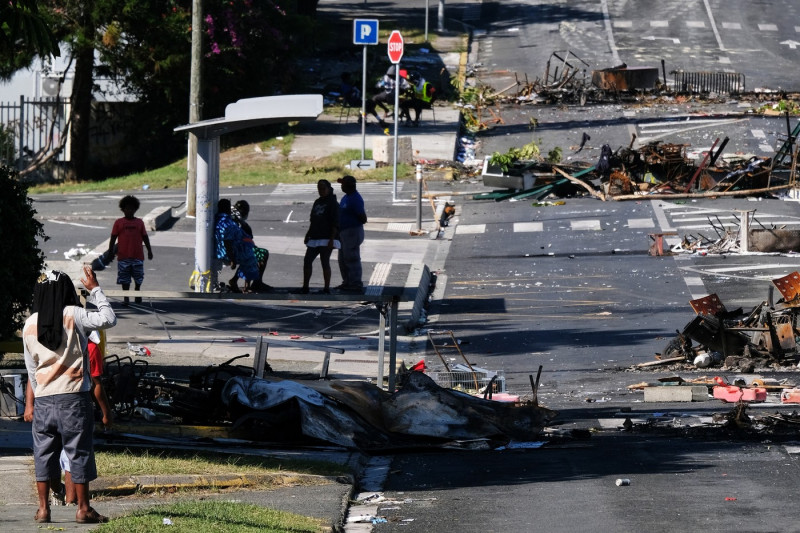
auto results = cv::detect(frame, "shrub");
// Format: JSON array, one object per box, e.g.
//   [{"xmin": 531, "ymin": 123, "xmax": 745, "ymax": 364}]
[{"xmin": 0, "ymin": 165, "xmax": 46, "ymax": 349}]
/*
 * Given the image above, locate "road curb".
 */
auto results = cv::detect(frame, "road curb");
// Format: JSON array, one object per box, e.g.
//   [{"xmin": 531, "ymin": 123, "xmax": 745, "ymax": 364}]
[
  {"xmin": 403, "ymin": 263, "xmax": 432, "ymax": 331},
  {"xmin": 142, "ymin": 205, "xmax": 173, "ymax": 231},
  {"xmin": 91, "ymin": 471, "xmax": 354, "ymax": 497}
]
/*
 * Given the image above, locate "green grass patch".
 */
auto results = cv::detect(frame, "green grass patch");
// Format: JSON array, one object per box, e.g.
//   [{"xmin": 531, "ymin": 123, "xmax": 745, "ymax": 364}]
[
  {"xmin": 29, "ymin": 136, "xmax": 413, "ymax": 194},
  {"xmin": 95, "ymin": 448, "xmax": 349, "ymax": 479},
  {"xmin": 93, "ymin": 500, "xmax": 325, "ymax": 533}
]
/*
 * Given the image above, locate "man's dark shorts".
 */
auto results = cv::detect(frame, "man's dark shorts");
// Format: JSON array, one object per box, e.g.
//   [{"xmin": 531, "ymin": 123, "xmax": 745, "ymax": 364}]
[{"xmin": 33, "ymin": 392, "xmax": 97, "ymax": 484}]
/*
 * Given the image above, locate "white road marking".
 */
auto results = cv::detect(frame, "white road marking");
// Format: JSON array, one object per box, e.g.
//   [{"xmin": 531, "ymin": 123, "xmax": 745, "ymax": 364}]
[
  {"xmin": 758, "ymin": 24, "xmax": 779, "ymax": 31},
  {"xmin": 627, "ymin": 218, "xmax": 655, "ymax": 229},
  {"xmin": 46, "ymin": 220, "xmax": 106, "ymax": 230},
  {"xmin": 600, "ymin": 0, "xmax": 622, "ymax": 66},
  {"xmin": 386, "ymin": 222, "xmax": 414, "ymax": 232},
  {"xmin": 614, "ymin": 20, "xmax": 632, "ymax": 28},
  {"xmin": 686, "ymin": 21, "xmax": 706, "ymax": 29},
  {"xmin": 650, "ymin": 20, "xmax": 669, "ymax": 28},
  {"xmin": 637, "ymin": 118, "xmax": 746, "ymax": 144},
  {"xmin": 684, "ymin": 276, "xmax": 705, "ymax": 286},
  {"xmin": 722, "ymin": 22, "xmax": 742, "ymax": 30},
  {"xmin": 514, "ymin": 222, "xmax": 543, "ymax": 232},
  {"xmin": 456, "ymin": 224, "xmax": 486, "ymax": 235},
  {"xmin": 702, "ymin": 0, "xmax": 726, "ymax": 51},
  {"xmin": 752, "ymin": 129, "xmax": 766, "ymax": 139},
  {"xmin": 680, "ymin": 264, "xmax": 800, "ymax": 281},
  {"xmin": 571, "ymin": 220, "xmax": 602, "ymax": 231}
]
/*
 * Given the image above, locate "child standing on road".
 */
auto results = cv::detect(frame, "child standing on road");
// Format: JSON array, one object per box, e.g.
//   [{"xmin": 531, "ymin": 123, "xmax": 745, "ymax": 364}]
[{"xmin": 107, "ymin": 195, "xmax": 153, "ymax": 304}]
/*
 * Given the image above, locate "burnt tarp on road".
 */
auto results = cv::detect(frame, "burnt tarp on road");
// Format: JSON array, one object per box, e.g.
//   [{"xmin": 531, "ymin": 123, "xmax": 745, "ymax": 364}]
[{"xmin": 221, "ymin": 372, "xmax": 557, "ymax": 451}]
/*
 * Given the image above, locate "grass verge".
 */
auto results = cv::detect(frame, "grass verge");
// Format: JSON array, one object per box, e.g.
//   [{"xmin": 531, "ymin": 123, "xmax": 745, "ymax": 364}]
[
  {"xmin": 95, "ymin": 447, "xmax": 349, "ymax": 480},
  {"xmin": 92, "ymin": 500, "xmax": 325, "ymax": 533},
  {"xmin": 29, "ymin": 135, "xmax": 414, "ymax": 194}
]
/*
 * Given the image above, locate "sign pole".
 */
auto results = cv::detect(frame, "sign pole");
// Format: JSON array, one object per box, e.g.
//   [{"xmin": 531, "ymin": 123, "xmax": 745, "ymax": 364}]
[
  {"xmin": 425, "ymin": 0, "xmax": 430, "ymax": 42},
  {"xmin": 361, "ymin": 45, "xmax": 367, "ymax": 160},
  {"xmin": 353, "ymin": 19, "xmax": 379, "ymax": 167},
  {"xmin": 393, "ymin": 65, "xmax": 399, "ymax": 202},
  {"xmin": 387, "ymin": 30, "xmax": 404, "ymax": 203}
]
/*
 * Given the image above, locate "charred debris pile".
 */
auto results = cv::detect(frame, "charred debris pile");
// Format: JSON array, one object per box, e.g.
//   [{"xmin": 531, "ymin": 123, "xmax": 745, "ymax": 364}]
[
  {"xmin": 457, "ymin": 52, "xmax": 800, "ymax": 202},
  {"xmin": 639, "ymin": 272, "xmax": 800, "ymax": 373},
  {"xmin": 98, "ymin": 355, "xmax": 557, "ymax": 452},
  {"xmin": 474, "ymin": 133, "xmax": 798, "ymax": 203}
]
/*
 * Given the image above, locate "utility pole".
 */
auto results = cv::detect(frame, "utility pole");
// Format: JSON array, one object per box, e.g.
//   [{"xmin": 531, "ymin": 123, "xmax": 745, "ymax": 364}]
[
  {"xmin": 187, "ymin": 0, "xmax": 203, "ymax": 217},
  {"xmin": 438, "ymin": 0, "xmax": 445, "ymax": 32}
]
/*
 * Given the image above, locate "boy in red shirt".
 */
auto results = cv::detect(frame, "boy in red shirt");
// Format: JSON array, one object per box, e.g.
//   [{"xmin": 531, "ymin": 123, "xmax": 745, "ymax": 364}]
[{"xmin": 106, "ymin": 195, "xmax": 153, "ymax": 304}]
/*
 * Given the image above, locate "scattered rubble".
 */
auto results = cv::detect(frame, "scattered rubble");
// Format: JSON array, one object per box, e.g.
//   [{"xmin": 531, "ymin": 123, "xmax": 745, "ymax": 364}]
[{"xmin": 637, "ymin": 272, "xmax": 800, "ymax": 372}]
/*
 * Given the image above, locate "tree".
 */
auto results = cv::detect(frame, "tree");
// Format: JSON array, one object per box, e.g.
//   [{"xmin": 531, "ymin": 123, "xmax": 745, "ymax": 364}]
[
  {"xmin": 0, "ymin": 165, "xmax": 46, "ymax": 346},
  {"xmin": 34, "ymin": 0, "xmax": 312, "ymax": 178},
  {"xmin": 0, "ymin": 0, "xmax": 60, "ymax": 79}
]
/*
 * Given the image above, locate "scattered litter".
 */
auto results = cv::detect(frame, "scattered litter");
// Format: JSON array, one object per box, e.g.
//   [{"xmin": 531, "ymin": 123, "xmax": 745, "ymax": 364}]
[
  {"xmin": 135, "ymin": 406, "xmax": 157, "ymax": 422},
  {"xmin": 127, "ymin": 342, "xmax": 151, "ymax": 357},
  {"xmin": 63, "ymin": 247, "xmax": 90, "ymax": 260},
  {"xmin": 347, "ymin": 514, "xmax": 377, "ymax": 523},
  {"xmin": 615, "ymin": 478, "xmax": 631, "ymax": 487},
  {"xmin": 162, "ymin": 518, "xmax": 173, "ymax": 525}
]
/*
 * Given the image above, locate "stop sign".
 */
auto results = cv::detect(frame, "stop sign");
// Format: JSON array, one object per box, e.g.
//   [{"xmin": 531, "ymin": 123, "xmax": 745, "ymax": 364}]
[{"xmin": 387, "ymin": 30, "xmax": 404, "ymax": 64}]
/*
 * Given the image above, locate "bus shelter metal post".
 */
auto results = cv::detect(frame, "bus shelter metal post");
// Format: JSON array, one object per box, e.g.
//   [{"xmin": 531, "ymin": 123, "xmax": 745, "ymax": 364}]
[
  {"xmin": 377, "ymin": 303, "xmax": 386, "ymax": 388},
  {"xmin": 388, "ymin": 298, "xmax": 399, "ymax": 392}
]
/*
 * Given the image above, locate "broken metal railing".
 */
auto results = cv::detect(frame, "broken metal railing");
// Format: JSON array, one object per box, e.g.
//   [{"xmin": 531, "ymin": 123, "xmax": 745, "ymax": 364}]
[
  {"xmin": 672, "ymin": 70, "xmax": 745, "ymax": 95},
  {"xmin": 82, "ymin": 288, "xmax": 405, "ymax": 391}
]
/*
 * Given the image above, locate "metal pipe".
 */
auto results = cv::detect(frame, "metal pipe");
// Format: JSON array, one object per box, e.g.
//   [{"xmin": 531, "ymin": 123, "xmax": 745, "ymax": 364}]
[{"xmin": 416, "ymin": 164, "xmax": 423, "ymax": 232}]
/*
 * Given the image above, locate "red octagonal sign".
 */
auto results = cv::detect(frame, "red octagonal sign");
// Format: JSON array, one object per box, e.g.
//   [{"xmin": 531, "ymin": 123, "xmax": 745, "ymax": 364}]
[{"xmin": 387, "ymin": 30, "xmax": 404, "ymax": 64}]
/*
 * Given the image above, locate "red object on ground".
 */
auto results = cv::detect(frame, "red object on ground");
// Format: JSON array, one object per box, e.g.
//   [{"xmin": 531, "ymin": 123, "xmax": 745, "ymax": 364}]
[
  {"xmin": 781, "ymin": 389, "xmax": 800, "ymax": 403},
  {"xmin": 410, "ymin": 360, "xmax": 426, "ymax": 372},
  {"xmin": 712, "ymin": 382, "xmax": 767, "ymax": 403}
]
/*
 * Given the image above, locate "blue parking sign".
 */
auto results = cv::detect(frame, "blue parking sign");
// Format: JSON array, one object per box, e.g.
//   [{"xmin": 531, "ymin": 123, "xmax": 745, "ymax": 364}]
[{"xmin": 353, "ymin": 19, "xmax": 379, "ymax": 45}]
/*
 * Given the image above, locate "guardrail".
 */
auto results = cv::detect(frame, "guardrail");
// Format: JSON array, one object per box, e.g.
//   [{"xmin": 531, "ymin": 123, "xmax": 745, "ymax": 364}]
[{"xmin": 672, "ymin": 71, "xmax": 745, "ymax": 94}]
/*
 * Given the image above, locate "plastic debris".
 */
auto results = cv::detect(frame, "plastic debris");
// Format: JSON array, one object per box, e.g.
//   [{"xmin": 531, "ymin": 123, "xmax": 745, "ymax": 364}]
[
  {"xmin": 127, "ymin": 342, "xmax": 151, "ymax": 357},
  {"xmin": 63, "ymin": 247, "xmax": 90, "ymax": 260}
]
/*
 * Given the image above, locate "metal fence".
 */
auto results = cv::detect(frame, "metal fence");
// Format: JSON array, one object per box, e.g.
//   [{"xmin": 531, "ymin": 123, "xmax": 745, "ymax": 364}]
[
  {"xmin": 672, "ymin": 71, "xmax": 746, "ymax": 95},
  {"xmin": 0, "ymin": 96, "xmax": 70, "ymax": 172}
]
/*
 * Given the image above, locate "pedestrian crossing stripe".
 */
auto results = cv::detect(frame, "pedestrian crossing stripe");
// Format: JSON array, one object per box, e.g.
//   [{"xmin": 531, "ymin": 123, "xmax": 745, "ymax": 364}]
[
  {"xmin": 571, "ymin": 220, "xmax": 602, "ymax": 231},
  {"xmin": 635, "ymin": 118, "xmax": 744, "ymax": 144},
  {"xmin": 513, "ymin": 222, "xmax": 543, "ymax": 232},
  {"xmin": 456, "ymin": 224, "xmax": 486, "ymax": 234},
  {"xmin": 628, "ymin": 218, "xmax": 655, "ymax": 229},
  {"xmin": 271, "ymin": 182, "xmax": 403, "ymax": 196}
]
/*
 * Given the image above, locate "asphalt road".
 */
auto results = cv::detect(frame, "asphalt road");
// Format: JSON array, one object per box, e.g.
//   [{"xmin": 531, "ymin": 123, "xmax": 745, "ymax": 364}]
[
  {"xmin": 21, "ymin": 3, "xmax": 800, "ymax": 531},
  {"xmin": 475, "ymin": 0, "xmax": 800, "ymax": 92}
]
